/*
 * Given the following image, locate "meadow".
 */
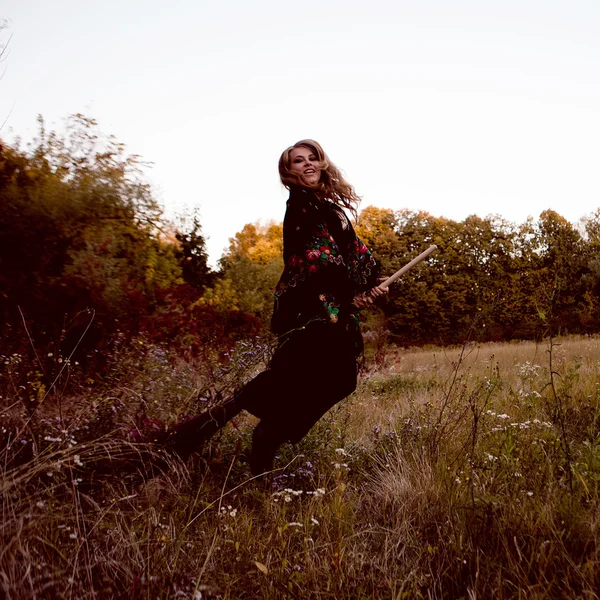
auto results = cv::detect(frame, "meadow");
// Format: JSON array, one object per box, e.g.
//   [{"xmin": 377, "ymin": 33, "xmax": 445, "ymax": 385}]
[{"xmin": 1, "ymin": 335, "xmax": 599, "ymax": 599}]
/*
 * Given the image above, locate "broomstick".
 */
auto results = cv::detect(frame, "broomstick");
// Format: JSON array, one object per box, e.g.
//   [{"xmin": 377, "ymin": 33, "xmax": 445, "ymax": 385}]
[{"xmin": 378, "ymin": 244, "xmax": 438, "ymax": 289}]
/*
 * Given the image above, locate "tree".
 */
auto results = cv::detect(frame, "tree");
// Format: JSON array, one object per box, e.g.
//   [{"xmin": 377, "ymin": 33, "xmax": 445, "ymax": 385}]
[
  {"xmin": 0, "ymin": 115, "xmax": 182, "ymax": 365},
  {"xmin": 529, "ymin": 209, "xmax": 588, "ymax": 334},
  {"xmin": 204, "ymin": 222, "xmax": 283, "ymax": 324},
  {"xmin": 174, "ymin": 209, "xmax": 215, "ymax": 292}
]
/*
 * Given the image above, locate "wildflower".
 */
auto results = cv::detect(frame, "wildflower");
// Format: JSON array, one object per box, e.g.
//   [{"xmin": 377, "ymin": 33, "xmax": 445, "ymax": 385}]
[
  {"xmin": 332, "ymin": 462, "xmax": 348, "ymax": 469},
  {"xmin": 310, "ymin": 516, "xmax": 319, "ymax": 526},
  {"xmin": 288, "ymin": 522, "xmax": 303, "ymax": 528},
  {"xmin": 335, "ymin": 448, "xmax": 348, "ymax": 457},
  {"xmin": 219, "ymin": 505, "xmax": 238, "ymax": 518},
  {"xmin": 73, "ymin": 455, "xmax": 83, "ymax": 467}
]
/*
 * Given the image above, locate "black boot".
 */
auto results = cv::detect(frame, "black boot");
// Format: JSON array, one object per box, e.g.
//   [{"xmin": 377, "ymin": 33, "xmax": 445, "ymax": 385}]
[
  {"xmin": 163, "ymin": 396, "xmax": 245, "ymax": 460},
  {"xmin": 249, "ymin": 421, "xmax": 282, "ymax": 476}
]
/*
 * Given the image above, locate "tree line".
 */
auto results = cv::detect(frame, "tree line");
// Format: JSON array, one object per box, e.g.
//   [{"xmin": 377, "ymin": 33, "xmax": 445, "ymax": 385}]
[
  {"xmin": 357, "ymin": 206, "xmax": 600, "ymax": 345},
  {"xmin": 2, "ymin": 116, "xmax": 599, "ymax": 376},
  {"xmin": 211, "ymin": 205, "xmax": 600, "ymax": 346}
]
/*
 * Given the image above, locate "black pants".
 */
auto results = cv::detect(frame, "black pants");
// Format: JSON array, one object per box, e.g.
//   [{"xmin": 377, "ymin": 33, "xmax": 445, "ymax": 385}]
[{"xmin": 165, "ymin": 321, "xmax": 360, "ymax": 474}]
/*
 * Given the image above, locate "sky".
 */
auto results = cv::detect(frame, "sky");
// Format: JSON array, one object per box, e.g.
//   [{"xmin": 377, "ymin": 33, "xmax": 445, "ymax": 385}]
[{"xmin": 1, "ymin": 0, "xmax": 599, "ymax": 266}]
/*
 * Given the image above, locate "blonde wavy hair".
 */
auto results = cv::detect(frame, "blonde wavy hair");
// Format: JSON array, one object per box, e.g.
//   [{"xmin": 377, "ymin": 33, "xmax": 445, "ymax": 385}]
[{"xmin": 278, "ymin": 140, "xmax": 360, "ymax": 216}]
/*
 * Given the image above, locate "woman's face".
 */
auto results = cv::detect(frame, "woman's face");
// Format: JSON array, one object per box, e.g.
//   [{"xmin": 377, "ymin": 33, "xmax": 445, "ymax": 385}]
[{"xmin": 288, "ymin": 146, "xmax": 321, "ymax": 185}]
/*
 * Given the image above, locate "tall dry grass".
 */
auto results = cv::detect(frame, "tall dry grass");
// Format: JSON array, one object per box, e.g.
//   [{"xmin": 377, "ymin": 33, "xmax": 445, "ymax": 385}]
[{"xmin": 1, "ymin": 335, "xmax": 599, "ymax": 598}]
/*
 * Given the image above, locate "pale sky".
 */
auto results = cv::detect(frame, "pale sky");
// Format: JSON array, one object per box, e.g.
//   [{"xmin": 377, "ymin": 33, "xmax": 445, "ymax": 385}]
[{"xmin": 2, "ymin": 1, "xmax": 599, "ymax": 265}]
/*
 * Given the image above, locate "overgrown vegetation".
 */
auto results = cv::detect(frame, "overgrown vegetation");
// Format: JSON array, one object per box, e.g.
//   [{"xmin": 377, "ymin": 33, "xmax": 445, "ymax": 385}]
[
  {"xmin": 1, "ymin": 336, "xmax": 598, "ymax": 598},
  {"xmin": 1, "ymin": 115, "xmax": 599, "ymax": 597}
]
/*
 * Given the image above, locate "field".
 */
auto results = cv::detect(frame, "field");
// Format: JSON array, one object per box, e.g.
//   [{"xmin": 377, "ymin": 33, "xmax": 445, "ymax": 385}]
[{"xmin": 1, "ymin": 335, "xmax": 599, "ymax": 599}]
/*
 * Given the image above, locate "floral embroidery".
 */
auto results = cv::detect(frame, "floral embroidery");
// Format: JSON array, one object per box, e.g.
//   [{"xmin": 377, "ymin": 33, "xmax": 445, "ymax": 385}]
[
  {"xmin": 273, "ymin": 195, "xmax": 379, "ymax": 331},
  {"xmin": 275, "ymin": 223, "xmax": 375, "ymax": 295},
  {"xmin": 306, "ymin": 248, "xmax": 321, "ymax": 262},
  {"xmin": 319, "ymin": 294, "xmax": 340, "ymax": 323}
]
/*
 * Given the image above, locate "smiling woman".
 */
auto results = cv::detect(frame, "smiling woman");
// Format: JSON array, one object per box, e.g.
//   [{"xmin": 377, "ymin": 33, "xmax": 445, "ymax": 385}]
[
  {"xmin": 160, "ymin": 139, "xmax": 388, "ymax": 476},
  {"xmin": 288, "ymin": 145, "xmax": 321, "ymax": 185},
  {"xmin": 278, "ymin": 140, "xmax": 362, "ymax": 219}
]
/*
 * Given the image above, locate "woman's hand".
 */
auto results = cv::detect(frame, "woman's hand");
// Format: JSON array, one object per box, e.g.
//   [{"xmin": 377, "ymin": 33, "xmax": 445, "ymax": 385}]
[{"xmin": 352, "ymin": 282, "xmax": 389, "ymax": 309}]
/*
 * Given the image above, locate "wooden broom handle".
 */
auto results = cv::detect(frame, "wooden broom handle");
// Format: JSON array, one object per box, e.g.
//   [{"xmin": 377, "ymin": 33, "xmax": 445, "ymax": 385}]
[{"xmin": 378, "ymin": 245, "xmax": 438, "ymax": 290}]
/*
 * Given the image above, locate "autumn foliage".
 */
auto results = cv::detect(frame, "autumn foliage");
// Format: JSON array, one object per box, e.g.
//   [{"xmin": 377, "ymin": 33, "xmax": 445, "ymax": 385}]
[
  {"xmin": 2, "ymin": 116, "xmax": 600, "ymax": 377},
  {"xmin": 357, "ymin": 205, "xmax": 600, "ymax": 345},
  {"xmin": 0, "ymin": 116, "xmax": 259, "ymax": 375}
]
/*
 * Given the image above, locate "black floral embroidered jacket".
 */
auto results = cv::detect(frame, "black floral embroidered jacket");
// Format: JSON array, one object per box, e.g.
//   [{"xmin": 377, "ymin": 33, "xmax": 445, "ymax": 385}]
[{"xmin": 271, "ymin": 187, "xmax": 379, "ymax": 336}]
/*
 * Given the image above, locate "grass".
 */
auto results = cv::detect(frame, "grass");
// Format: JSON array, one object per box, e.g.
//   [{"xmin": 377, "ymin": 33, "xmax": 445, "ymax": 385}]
[{"xmin": 1, "ymin": 335, "xmax": 599, "ymax": 598}]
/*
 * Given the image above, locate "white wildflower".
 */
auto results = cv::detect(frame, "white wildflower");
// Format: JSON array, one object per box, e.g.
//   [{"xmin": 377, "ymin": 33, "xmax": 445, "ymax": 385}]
[{"xmin": 332, "ymin": 462, "xmax": 348, "ymax": 469}]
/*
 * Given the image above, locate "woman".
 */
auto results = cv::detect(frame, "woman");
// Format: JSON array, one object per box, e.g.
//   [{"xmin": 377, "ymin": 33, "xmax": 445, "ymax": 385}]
[{"xmin": 163, "ymin": 140, "xmax": 386, "ymax": 475}]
